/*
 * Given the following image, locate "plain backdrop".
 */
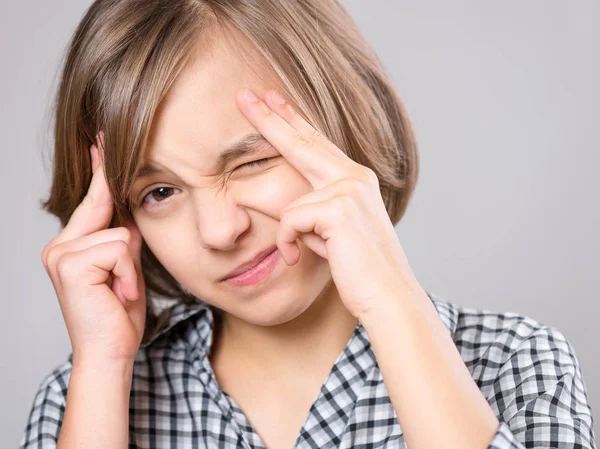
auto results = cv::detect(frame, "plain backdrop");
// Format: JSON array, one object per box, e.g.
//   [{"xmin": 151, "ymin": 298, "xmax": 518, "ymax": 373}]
[{"xmin": 1, "ymin": 0, "xmax": 598, "ymax": 444}]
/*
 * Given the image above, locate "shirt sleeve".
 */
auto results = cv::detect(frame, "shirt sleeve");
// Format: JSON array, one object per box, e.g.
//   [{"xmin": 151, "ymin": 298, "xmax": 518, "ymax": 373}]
[
  {"xmin": 482, "ymin": 324, "xmax": 596, "ymax": 448},
  {"xmin": 18, "ymin": 362, "xmax": 71, "ymax": 449}
]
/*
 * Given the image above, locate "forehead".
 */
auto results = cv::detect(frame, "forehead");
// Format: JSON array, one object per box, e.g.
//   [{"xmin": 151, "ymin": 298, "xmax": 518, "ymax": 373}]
[{"xmin": 143, "ymin": 25, "xmax": 282, "ymax": 174}]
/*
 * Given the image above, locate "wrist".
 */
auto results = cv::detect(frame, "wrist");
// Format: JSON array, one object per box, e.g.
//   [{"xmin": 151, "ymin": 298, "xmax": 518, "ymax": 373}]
[
  {"xmin": 359, "ymin": 282, "xmax": 429, "ymax": 331},
  {"xmin": 72, "ymin": 352, "xmax": 135, "ymax": 380}
]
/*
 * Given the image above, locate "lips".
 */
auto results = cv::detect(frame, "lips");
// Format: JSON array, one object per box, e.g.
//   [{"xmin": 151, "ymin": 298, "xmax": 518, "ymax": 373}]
[{"xmin": 221, "ymin": 245, "xmax": 278, "ymax": 281}]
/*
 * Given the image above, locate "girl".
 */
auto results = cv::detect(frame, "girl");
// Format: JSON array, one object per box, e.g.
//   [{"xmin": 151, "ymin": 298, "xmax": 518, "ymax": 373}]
[{"xmin": 20, "ymin": 0, "xmax": 596, "ymax": 448}]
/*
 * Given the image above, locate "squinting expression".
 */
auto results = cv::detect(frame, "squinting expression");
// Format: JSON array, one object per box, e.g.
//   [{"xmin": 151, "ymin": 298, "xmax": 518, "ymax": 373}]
[{"xmin": 129, "ymin": 27, "xmax": 333, "ymax": 326}]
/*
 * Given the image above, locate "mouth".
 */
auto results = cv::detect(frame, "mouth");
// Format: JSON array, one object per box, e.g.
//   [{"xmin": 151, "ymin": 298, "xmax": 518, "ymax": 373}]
[
  {"xmin": 221, "ymin": 244, "xmax": 278, "ymax": 281},
  {"xmin": 221, "ymin": 246, "xmax": 281, "ymax": 287}
]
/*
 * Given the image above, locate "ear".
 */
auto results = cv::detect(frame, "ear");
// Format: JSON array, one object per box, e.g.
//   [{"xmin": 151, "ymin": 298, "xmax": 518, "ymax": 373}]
[{"xmin": 95, "ymin": 130, "xmax": 106, "ymax": 163}]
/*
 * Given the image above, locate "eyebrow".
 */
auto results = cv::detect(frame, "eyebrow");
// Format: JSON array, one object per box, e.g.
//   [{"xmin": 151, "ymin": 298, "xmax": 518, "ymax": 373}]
[{"xmin": 135, "ymin": 133, "xmax": 270, "ymax": 179}]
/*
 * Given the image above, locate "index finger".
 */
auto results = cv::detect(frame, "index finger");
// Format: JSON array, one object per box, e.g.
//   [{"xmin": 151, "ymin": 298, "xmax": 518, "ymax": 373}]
[
  {"xmin": 235, "ymin": 88, "xmax": 352, "ymax": 190},
  {"xmin": 57, "ymin": 137, "xmax": 114, "ymax": 243}
]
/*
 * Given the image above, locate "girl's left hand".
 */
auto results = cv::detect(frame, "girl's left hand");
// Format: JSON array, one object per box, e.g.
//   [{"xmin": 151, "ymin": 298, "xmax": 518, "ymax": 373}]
[{"xmin": 236, "ymin": 88, "xmax": 422, "ymax": 320}]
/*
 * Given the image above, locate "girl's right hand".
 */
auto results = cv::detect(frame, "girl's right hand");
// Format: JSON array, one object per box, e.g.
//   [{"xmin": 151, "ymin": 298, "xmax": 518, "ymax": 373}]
[{"xmin": 41, "ymin": 134, "xmax": 147, "ymax": 364}]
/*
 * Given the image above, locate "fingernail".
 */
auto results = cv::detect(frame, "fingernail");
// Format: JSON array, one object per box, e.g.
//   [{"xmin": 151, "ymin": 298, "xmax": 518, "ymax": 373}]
[
  {"xmin": 243, "ymin": 89, "xmax": 258, "ymax": 103},
  {"xmin": 271, "ymin": 91, "xmax": 286, "ymax": 105}
]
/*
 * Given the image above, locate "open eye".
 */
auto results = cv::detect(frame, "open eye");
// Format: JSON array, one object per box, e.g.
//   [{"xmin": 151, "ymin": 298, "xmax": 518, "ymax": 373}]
[{"xmin": 139, "ymin": 186, "xmax": 181, "ymax": 210}]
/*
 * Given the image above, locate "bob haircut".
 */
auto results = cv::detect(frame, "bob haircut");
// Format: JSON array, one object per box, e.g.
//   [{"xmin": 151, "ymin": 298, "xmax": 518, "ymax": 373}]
[{"xmin": 42, "ymin": 0, "xmax": 419, "ymax": 345}]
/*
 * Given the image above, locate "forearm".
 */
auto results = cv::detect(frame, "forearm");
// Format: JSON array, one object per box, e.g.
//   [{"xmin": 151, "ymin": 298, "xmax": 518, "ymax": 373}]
[
  {"xmin": 57, "ymin": 356, "xmax": 134, "ymax": 449},
  {"xmin": 360, "ymin": 288, "xmax": 500, "ymax": 449}
]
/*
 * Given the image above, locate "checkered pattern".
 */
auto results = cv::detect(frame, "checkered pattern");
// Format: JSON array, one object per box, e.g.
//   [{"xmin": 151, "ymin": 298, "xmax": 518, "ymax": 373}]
[{"xmin": 19, "ymin": 291, "xmax": 596, "ymax": 448}]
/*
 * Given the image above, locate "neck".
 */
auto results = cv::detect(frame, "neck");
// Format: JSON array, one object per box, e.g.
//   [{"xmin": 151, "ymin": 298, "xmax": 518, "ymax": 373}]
[{"xmin": 209, "ymin": 278, "xmax": 358, "ymax": 384}]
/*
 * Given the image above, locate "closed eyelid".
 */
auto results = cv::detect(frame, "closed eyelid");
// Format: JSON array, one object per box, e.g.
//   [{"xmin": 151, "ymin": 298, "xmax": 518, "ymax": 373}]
[
  {"xmin": 131, "ymin": 147, "xmax": 280, "ymax": 203},
  {"xmin": 134, "ymin": 133, "xmax": 273, "ymax": 181}
]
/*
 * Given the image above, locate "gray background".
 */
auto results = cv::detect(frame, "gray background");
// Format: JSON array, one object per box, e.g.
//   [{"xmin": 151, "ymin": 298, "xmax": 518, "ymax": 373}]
[{"xmin": 1, "ymin": 0, "xmax": 598, "ymax": 444}]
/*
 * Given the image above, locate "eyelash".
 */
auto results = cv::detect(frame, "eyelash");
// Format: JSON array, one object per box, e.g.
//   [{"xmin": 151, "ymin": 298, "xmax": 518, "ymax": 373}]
[
  {"xmin": 238, "ymin": 157, "xmax": 272, "ymax": 170},
  {"xmin": 138, "ymin": 157, "xmax": 276, "ymax": 210}
]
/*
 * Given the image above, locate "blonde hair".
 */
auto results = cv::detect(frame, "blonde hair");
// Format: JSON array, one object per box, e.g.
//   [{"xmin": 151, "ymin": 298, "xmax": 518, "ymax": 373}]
[{"xmin": 42, "ymin": 0, "xmax": 419, "ymax": 344}]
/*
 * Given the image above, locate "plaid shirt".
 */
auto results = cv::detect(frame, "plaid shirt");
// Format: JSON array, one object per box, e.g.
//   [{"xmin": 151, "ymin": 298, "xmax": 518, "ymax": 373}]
[{"xmin": 20, "ymin": 291, "xmax": 596, "ymax": 448}]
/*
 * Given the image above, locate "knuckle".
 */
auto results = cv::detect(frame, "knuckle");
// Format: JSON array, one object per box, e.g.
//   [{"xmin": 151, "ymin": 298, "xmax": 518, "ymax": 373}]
[
  {"xmin": 363, "ymin": 166, "xmax": 379, "ymax": 184},
  {"xmin": 308, "ymin": 127, "xmax": 323, "ymax": 142},
  {"xmin": 114, "ymin": 226, "xmax": 132, "ymax": 247},
  {"xmin": 44, "ymin": 244, "xmax": 62, "ymax": 271},
  {"xmin": 279, "ymin": 208, "xmax": 290, "ymax": 224},
  {"xmin": 348, "ymin": 166, "xmax": 378, "ymax": 186},
  {"xmin": 339, "ymin": 189, "xmax": 356, "ymax": 208},
  {"xmin": 55, "ymin": 253, "xmax": 79, "ymax": 279},
  {"xmin": 113, "ymin": 239, "xmax": 131, "ymax": 259},
  {"xmin": 41, "ymin": 242, "xmax": 54, "ymax": 268},
  {"xmin": 342, "ymin": 177, "xmax": 363, "ymax": 193},
  {"xmin": 279, "ymin": 209, "xmax": 294, "ymax": 229},
  {"xmin": 291, "ymin": 131, "xmax": 314, "ymax": 152},
  {"xmin": 328, "ymin": 202, "xmax": 346, "ymax": 222}
]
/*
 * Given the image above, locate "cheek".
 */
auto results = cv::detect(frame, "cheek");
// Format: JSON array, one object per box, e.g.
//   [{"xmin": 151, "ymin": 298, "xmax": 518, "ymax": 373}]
[
  {"xmin": 137, "ymin": 220, "xmax": 203, "ymax": 280},
  {"xmin": 243, "ymin": 164, "xmax": 312, "ymax": 213}
]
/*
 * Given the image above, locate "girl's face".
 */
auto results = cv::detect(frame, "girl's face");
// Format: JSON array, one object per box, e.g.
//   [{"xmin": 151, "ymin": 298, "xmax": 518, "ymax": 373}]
[{"xmin": 129, "ymin": 31, "xmax": 332, "ymax": 326}]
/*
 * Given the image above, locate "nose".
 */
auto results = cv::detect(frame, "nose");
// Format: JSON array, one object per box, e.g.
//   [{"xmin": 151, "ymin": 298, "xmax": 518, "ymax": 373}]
[{"xmin": 194, "ymin": 192, "xmax": 250, "ymax": 251}]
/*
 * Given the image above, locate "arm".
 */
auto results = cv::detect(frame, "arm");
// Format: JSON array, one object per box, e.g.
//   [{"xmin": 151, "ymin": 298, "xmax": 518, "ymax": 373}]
[
  {"xmin": 360, "ymin": 289, "xmax": 500, "ymax": 449},
  {"xmin": 19, "ymin": 356, "xmax": 134, "ymax": 449},
  {"xmin": 56, "ymin": 356, "xmax": 134, "ymax": 449},
  {"xmin": 360, "ymin": 290, "xmax": 596, "ymax": 449}
]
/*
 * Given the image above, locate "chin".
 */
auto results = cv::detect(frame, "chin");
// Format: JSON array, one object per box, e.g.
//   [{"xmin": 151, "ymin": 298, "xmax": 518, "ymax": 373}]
[
  {"xmin": 232, "ymin": 252, "xmax": 333, "ymax": 327},
  {"xmin": 206, "ymin": 277, "xmax": 317, "ymax": 327},
  {"xmin": 184, "ymin": 244, "xmax": 332, "ymax": 326},
  {"xmin": 243, "ymin": 294, "xmax": 317, "ymax": 327}
]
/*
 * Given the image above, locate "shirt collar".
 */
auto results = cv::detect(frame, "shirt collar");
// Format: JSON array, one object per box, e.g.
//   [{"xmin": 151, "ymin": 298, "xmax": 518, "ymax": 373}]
[
  {"xmin": 139, "ymin": 290, "xmax": 459, "ymax": 351},
  {"xmin": 139, "ymin": 299, "xmax": 210, "ymax": 350}
]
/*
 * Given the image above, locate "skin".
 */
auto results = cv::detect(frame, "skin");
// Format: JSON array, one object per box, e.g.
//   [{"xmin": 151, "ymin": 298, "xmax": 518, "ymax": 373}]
[
  {"xmin": 128, "ymin": 26, "xmax": 359, "ymax": 447},
  {"xmin": 128, "ymin": 25, "xmax": 500, "ymax": 449},
  {"xmin": 222, "ymin": 85, "xmax": 499, "ymax": 449},
  {"xmin": 43, "ymin": 135, "xmax": 146, "ymax": 449},
  {"xmin": 231, "ymin": 86, "xmax": 500, "ymax": 449}
]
